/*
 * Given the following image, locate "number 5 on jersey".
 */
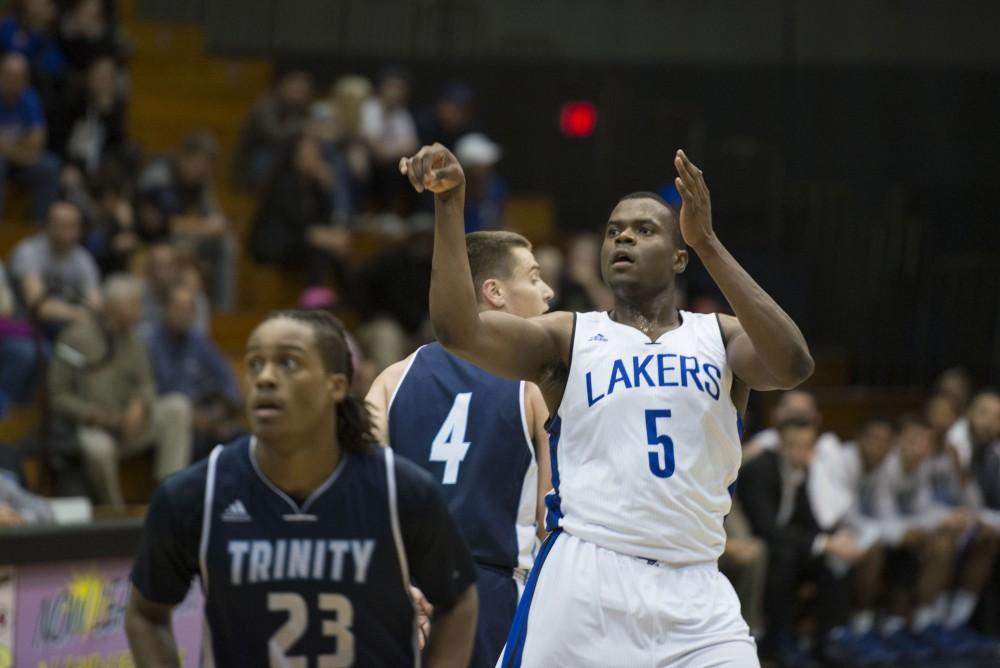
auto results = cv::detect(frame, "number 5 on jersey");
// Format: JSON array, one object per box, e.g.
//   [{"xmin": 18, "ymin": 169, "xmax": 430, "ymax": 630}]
[
  {"xmin": 429, "ymin": 392, "xmax": 472, "ymax": 484},
  {"xmin": 645, "ymin": 409, "xmax": 675, "ymax": 478}
]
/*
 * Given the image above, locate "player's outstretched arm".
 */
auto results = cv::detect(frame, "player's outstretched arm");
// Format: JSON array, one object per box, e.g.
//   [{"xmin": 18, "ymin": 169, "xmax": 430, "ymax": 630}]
[
  {"xmin": 673, "ymin": 150, "xmax": 813, "ymax": 390},
  {"xmin": 423, "ymin": 584, "xmax": 478, "ymax": 667},
  {"xmin": 400, "ymin": 144, "xmax": 568, "ymax": 384},
  {"xmin": 125, "ymin": 588, "xmax": 182, "ymax": 668}
]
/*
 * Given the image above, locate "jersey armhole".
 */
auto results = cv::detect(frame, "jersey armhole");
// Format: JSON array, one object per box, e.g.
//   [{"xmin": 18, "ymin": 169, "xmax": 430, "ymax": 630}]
[
  {"xmin": 714, "ymin": 313, "xmax": 730, "ymax": 350},
  {"xmin": 714, "ymin": 313, "xmax": 748, "ymax": 420},
  {"xmin": 386, "ymin": 346, "xmax": 425, "ymax": 419},
  {"xmin": 518, "ymin": 382, "xmax": 535, "ymax": 459},
  {"xmin": 543, "ymin": 312, "xmax": 577, "ymax": 432},
  {"xmin": 198, "ymin": 444, "xmax": 223, "ymax": 595}
]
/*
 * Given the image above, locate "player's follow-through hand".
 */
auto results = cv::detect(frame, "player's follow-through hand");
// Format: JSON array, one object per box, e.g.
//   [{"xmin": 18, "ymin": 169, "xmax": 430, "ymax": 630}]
[
  {"xmin": 674, "ymin": 149, "xmax": 714, "ymax": 250},
  {"xmin": 399, "ymin": 143, "xmax": 465, "ymax": 195},
  {"xmin": 399, "ymin": 143, "xmax": 465, "ymax": 197}
]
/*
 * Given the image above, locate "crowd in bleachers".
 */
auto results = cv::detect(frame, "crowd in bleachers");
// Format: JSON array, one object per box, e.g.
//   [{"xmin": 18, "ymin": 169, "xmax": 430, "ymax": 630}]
[
  {"xmin": 0, "ymin": 0, "xmax": 519, "ymax": 509},
  {"xmin": 1, "ymin": 4, "xmax": 1000, "ymax": 666},
  {"xmin": 725, "ymin": 373, "xmax": 1000, "ymax": 665}
]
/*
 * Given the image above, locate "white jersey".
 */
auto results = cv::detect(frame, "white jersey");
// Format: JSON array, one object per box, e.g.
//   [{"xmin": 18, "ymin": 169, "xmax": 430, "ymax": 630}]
[{"xmin": 546, "ymin": 310, "xmax": 741, "ymax": 565}]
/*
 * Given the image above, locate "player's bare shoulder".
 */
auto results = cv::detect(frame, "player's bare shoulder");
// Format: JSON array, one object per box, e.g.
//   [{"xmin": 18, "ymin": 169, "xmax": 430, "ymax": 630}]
[
  {"xmin": 533, "ymin": 310, "xmax": 576, "ymax": 358},
  {"xmin": 716, "ymin": 313, "xmax": 743, "ymax": 345}
]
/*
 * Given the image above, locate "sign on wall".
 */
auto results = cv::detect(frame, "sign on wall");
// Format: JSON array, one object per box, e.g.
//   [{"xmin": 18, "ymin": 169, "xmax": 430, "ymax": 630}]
[
  {"xmin": 9, "ymin": 559, "xmax": 202, "ymax": 667},
  {"xmin": 0, "ymin": 568, "xmax": 13, "ymax": 668}
]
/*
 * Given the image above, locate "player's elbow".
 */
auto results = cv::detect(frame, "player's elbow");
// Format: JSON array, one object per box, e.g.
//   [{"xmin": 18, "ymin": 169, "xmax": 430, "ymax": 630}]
[{"xmin": 775, "ymin": 348, "xmax": 815, "ymax": 389}]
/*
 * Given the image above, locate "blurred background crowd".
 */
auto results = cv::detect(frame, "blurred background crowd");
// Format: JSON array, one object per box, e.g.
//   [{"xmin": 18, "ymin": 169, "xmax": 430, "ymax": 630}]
[{"xmin": 0, "ymin": 0, "xmax": 998, "ymax": 665}]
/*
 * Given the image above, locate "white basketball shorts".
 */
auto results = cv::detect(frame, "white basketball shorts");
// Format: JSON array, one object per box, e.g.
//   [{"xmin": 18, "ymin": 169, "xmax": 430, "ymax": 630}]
[{"xmin": 498, "ymin": 530, "xmax": 759, "ymax": 667}]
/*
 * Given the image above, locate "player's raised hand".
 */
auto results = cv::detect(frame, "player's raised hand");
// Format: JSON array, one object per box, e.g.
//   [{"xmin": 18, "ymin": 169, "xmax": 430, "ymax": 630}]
[
  {"xmin": 674, "ymin": 150, "xmax": 714, "ymax": 250},
  {"xmin": 399, "ymin": 143, "xmax": 465, "ymax": 198}
]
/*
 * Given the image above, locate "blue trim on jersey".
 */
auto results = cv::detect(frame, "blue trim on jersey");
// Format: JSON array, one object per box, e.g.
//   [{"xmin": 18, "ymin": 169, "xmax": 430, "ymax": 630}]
[
  {"xmin": 737, "ymin": 414, "xmax": 745, "ymax": 440},
  {"xmin": 500, "ymin": 529, "xmax": 562, "ymax": 667},
  {"xmin": 543, "ymin": 416, "xmax": 563, "ymax": 533}
]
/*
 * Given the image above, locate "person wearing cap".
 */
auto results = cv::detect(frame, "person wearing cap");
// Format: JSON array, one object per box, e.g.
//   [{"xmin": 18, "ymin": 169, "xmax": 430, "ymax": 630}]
[
  {"xmin": 416, "ymin": 81, "xmax": 478, "ymax": 149},
  {"xmin": 454, "ymin": 133, "xmax": 507, "ymax": 232}
]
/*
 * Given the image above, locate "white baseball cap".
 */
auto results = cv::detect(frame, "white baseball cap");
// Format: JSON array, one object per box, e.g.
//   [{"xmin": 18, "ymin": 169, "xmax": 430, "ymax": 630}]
[{"xmin": 455, "ymin": 133, "xmax": 501, "ymax": 167}]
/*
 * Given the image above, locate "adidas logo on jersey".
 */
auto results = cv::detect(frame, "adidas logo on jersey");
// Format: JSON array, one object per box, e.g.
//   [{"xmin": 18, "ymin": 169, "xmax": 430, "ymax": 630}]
[
  {"xmin": 222, "ymin": 500, "xmax": 252, "ymax": 522},
  {"xmin": 588, "ymin": 333, "xmax": 608, "ymax": 342}
]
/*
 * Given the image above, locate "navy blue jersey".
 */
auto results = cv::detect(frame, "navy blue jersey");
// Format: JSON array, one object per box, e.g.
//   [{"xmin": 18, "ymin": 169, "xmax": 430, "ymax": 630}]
[
  {"xmin": 131, "ymin": 435, "xmax": 476, "ymax": 668},
  {"xmin": 388, "ymin": 343, "xmax": 537, "ymax": 572}
]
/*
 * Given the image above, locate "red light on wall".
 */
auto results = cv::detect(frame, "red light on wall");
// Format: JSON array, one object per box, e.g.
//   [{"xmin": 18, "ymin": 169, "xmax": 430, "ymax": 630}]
[{"xmin": 560, "ymin": 101, "xmax": 597, "ymax": 138}]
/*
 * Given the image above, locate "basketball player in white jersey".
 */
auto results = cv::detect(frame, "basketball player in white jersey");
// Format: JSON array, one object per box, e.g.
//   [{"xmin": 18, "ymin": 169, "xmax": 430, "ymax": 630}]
[{"xmin": 400, "ymin": 143, "xmax": 814, "ymax": 666}]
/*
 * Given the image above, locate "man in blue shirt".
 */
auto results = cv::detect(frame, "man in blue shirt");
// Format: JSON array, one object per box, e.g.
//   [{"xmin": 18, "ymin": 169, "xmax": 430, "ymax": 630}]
[
  {"xmin": 0, "ymin": 53, "xmax": 59, "ymax": 222},
  {"xmin": 144, "ymin": 283, "xmax": 244, "ymax": 460}
]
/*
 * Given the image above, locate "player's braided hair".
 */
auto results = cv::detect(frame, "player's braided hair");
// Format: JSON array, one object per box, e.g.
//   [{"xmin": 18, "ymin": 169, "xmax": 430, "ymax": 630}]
[{"xmin": 265, "ymin": 309, "xmax": 376, "ymax": 455}]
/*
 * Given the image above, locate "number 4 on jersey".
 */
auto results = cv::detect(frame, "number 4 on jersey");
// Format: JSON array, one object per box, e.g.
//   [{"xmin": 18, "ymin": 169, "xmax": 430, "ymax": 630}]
[{"xmin": 429, "ymin": 392, "xmax": 473, "ymax": 484}]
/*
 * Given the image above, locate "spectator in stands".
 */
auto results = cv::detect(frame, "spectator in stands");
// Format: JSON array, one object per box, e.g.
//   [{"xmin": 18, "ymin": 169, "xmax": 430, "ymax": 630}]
[
  {"xmin": 871, "ymin": 417, "xmax": 999, "ymax": 655},
  {"xmin": 924, "ymin": 393, "xmax": 966, "ymax": 507},
  {"xmin": 927, "ymin": 392, "xmax": 960, "ymax": 443},
  {"xmin": 744, "ymin": 389, "xmax": 821, "ymax": 455},
  {"xmin": 0, "ymin": 259, "xmax": 14, "ymax": 316},
  {"xmin": 936, "ymin": 367, "xmax": 974, "ymax": 414},
  {"xmin": 0, "ymin": 52, "xmax": 59, "ymax": 222},
  {"xmin": 57, "ymin": 0, "xmax": 124, "ymax": 74},
  {"xmin": 963, "ymin": 390, "xmax": 1000, "ymax": 509},
  {"xmin": 48, "ymin": 273, "xmax": 191, "ymax": 508},
  {"xmin": 144, "ymin": 283, "xmax": 242, "ymax": 462},
  {"xmin": 0, "ymin": 257, "xmax": 37, "ymax": 417},
  {"xmin": 138, "ymin": 131, "xmax": 237, "ymax": 310},
  {"xmin": 416, "ymin": 81, "xmax": 477, "ymax": 149},
  {"xmin": 547, "ymin": 233, "xmax": 614, "ymax": 313},
  {"xmin": 137, "ymin": 241, "xmax": 208, "ymax": 339},
  {"xmin": 249, "ymin": 132, "xmax": 351, "ymax": 289},
  {"xmin": 80, "ymin": 165, "xmax": 137, "ymax": 275},
  {"xmin": 232, "ymin": 69, "xmax": 314, "ymax": 191},
  {"xmin": 720, "ymin": 500, "xmax": 767, "ymax": 638},
  {"xmin": 739, "ymin": 417, "xmax": 873, "ymax": 666},
  {"xmin": 944, "ymin": 390, "xmax": 1000, "ymax": 543},
  {"xmin": 329, "ymin": 74, "xmax": 373, "ymax": 197},
  {"xmin": 0, "ymin": 444, "xmax": 52, "ymax": 523},
  {"xmin": 58, "ymin": 55, "xmax": 127, "ymax": 176},
  {"xmin": 305, "ymin": 101, "xmax": 356, "ymax": 219},
  {"xmin": 806, "ymin": 419, "xmax": 902, "ymax": 658},
  {"xmin": 947, "ymin": 388, "xmax": 1000, "ymax": 480},
  {"xmin": 840, "ymin": 419, "xmax": 896, "ymax": 526},
  {"xmin": 454, "ymin": 132, "xmax": 507, "ymax": 232},
  {"xmin": 353, "ymin": 233, "xmax": 432, "ymax": 372},
  {"xmin": 533, "ymin": 243, "xmax": 563, "ymax": 304},
  {"xmin": 8, "ymin": 199, "xmax": 100, "ymax": 334},
  {"xmin": 0, "ymin": 0, "xmax": 66, "ymax": 105},
  {"xmin": 360, "ymin": 67, "xmax": 417, "ymax": 214}
]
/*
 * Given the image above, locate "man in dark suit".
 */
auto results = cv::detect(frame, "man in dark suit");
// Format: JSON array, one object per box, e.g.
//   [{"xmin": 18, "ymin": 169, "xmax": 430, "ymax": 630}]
[{"xmin": 739, "ymin": 417, "xmax": 874, "ymax": 666}]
